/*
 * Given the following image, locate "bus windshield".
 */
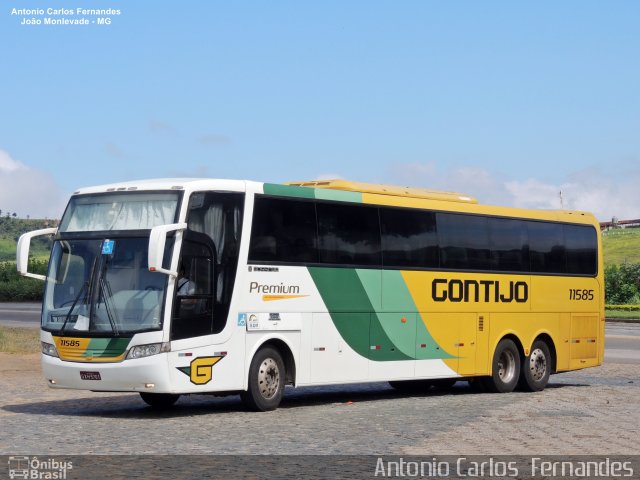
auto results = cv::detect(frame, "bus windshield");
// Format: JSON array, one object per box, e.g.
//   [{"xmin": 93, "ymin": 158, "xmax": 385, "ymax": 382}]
[
  {"xmin": 59, "ymin": 192, "xmax": 180, "ymax": 232},
  {"xmin": 42, "ymin": 237, "xmax": 172, "ymax": 334}
]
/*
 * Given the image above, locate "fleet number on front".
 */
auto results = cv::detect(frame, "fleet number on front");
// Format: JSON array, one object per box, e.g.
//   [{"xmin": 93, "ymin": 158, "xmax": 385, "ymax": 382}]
[{"xmin": 569, "ymin": 289, "xmax": 594, "ymax": 301}]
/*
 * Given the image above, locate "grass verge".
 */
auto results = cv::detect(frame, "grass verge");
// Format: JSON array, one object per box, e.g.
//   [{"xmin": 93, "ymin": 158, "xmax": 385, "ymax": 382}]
[
  {"xmin": 0, "ymin": 326, "xmax": 40, "ymax": 354},
  {"xmin": 605, "ymin": 310, "xmax": 640, "ymax": 322}
]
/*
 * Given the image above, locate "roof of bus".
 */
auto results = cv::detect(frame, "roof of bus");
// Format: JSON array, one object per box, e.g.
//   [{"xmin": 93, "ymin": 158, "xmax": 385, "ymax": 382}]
[
  {"xmin": 286, "ymin": 179, "xmax": 478, "ymax": 204},
  {"xmin": 281, "ymin": 179, "xmax": 599, "ymax": 226},
  {"xmin": 72, "ymin": 178, "xmax": 248, "ymax": 195},
  {"xmin": 71, "ymin": 177, "xmax": 598, "ymax": 227}
]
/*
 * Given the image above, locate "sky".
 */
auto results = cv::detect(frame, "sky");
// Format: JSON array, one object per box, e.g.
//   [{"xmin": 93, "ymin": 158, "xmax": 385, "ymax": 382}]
[{"xmin": 1, "ymin": 1, "xmax": 639, "ymax": 220}]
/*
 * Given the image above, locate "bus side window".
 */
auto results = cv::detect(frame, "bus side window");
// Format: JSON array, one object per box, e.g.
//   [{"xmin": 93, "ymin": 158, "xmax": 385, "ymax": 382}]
[
  {"xmin": 529, "ymin": 222, "xmax": 566, "ymax": 273},
  {"xmin": 438, "ymin": 213, "xmax": 490, "ymax": 271},
  {"xmin": 249, "ymin": 196, "xmax": 318, "ymax": 263}
]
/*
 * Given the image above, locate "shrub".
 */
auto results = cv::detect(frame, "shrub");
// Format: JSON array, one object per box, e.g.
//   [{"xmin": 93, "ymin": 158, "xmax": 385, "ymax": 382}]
[
  {"xmin": 605, "ymin": 263, "xmax": 640, "ymax": 304},
  {"xmin": 0, "ymin": 260, "xmax": 47, "ymax": 301}
]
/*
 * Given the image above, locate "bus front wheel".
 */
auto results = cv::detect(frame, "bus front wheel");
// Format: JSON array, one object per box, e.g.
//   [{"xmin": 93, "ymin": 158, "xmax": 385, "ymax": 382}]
[
  {"xmin": 241, "ymin": 346, "xmax": 285, "ymax": 411},
  {"xmin": 519, "ymin": 340, "xmax": 551, "ymax": 392},
  {"xmin": 139, "ymin": 392, "xmax": 180, "ymax": 408},
  {"xmin": 483, "ymin": 338, "xmax": 521, "ymax": 393}
]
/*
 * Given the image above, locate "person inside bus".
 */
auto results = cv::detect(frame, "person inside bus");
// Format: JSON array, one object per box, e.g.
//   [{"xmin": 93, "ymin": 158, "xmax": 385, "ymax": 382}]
[{"xmin": 177, "ymin": 263, "xmax": 197, "ymax": 296}]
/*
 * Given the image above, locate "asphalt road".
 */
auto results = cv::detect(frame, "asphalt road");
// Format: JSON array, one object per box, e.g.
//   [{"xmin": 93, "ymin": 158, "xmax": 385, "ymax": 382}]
[
  {"xmin": 0, "ymin": 302, "xmax": 41, "ymax": 327},
  {"xmin": 605, "ymin": 322, "xmax": 640, "ymax": 364}
]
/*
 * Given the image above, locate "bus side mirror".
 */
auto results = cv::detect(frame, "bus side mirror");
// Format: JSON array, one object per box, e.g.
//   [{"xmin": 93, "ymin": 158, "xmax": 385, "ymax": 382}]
[
  {"xmin": 16, "ymin": 228, "xmax": 57, "ymax": 281},
  {"xmin": 148, "ymin": 223, "xmax": 187, "ymax": 277}
]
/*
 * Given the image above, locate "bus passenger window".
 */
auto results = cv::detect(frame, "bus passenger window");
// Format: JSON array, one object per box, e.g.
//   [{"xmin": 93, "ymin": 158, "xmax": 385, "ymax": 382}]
[
  {"xmin": 529, "ymin": 222, "xmax": 565, "ymax": 273},
  {"xmin": 564, "ymin": 224, "xmax": 597, "ymax": 275},
  {"xmin": 317, "ymin": 202, "xmax": 381, "ymax": 266},
  {"xmin": 438, "ymin": 213, "xmax": 490, "ymax": 271},
  {"xmin": 249, "ymin": 197, "xmax": 318, "ymax": 263},
  {"xmin": 488, "ymin": 218, "xmax": 529, "ymax": 272},
  {"xmin": 380, "ymin": 208, "xmax": 438, "ymax": 269}
]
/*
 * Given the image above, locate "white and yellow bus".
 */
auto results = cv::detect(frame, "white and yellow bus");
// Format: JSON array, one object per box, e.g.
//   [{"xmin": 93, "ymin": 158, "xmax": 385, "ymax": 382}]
[{"xmin": 17, "ymin": 178, "xmax": 604, "ymax": 411}]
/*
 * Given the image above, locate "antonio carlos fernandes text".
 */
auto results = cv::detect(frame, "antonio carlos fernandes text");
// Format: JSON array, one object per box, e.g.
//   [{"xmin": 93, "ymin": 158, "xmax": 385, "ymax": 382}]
[{"xmin": 11, "ymin": 8, "xmax": 122, "ymax": 16}]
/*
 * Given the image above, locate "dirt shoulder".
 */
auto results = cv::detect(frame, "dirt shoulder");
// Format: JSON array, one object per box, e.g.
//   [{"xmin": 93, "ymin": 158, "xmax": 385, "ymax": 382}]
[{"xmin": 0, "ymin": 352, "xmax": 40, "ymax": 374}]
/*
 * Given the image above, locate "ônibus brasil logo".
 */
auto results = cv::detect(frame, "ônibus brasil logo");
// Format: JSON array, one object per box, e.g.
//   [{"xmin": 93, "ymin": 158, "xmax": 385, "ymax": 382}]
[{"xmin": 7, "ymin": 456, "xmax": 73, "ymax": 479}]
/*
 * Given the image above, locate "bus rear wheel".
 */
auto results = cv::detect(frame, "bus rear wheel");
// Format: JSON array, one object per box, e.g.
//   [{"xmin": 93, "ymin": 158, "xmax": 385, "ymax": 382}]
[
  {"xmin": 519, "ymin": 340, "xmax": 551, "ymax": 392},
  {"xmin": 241, "ymin": 346, "xmax": 285, "ymax": 411},
  {"xmin": 483, "ymin": 338, "xmax": 521, "ymax": 393},
  {"xmin": 139, "ymin": 392, "xmax": 180, "ymax": 408}
]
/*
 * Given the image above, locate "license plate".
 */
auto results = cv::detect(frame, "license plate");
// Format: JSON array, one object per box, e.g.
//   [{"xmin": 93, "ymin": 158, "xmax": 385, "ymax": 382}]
[{"xmin": 80, "ymin": 371, "xmax": 101, "ymax": 381}]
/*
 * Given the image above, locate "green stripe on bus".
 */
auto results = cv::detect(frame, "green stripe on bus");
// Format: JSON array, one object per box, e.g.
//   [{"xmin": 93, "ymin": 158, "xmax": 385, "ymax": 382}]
[
  {"xmin": 84, "ymin": 337, "xmax": 130, "ymax": 358},
  {"xmin": 382, "ymin": 270, "xmax": 455, "ymax": 360},
  {"xmin": 263, "ymin": 183, "xmax": 363, "ymax": 203},
  {"xmin": 308, "ymin": 267, "xmax": 412, "ymax": 361},
  {"xmin": 263, "ymin": 183, "xmax": 316, "ymax": 199}
]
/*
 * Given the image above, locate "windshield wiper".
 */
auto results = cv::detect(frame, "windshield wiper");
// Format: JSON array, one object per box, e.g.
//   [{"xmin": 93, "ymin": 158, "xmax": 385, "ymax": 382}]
[
  {"xmin": 60, "ymin": 282, "xmax": 88, "ymax": 335},
  {"xmin": 98, "ymin": 277, "xmax": 119, "ymax": 336}
]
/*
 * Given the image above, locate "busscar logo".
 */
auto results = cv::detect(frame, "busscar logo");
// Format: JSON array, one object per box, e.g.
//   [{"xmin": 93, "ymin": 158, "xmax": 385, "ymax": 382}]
[{"xmin": 177, "ymin": 356, "xmax": 225, "ymax": 385}]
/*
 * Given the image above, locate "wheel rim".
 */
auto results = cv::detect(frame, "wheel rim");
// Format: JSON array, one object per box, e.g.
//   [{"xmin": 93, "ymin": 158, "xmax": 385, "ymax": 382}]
[
  {"xmin": 258, "ymin": 357, "xmax": 280, "ymax": 400},
  {"xmin": 497, "ymin": 349, "xmax": 516, "ymax": 383},
  {"xmin": 528, "ymin": 348, "xmax": 547, "ymax": 382}
]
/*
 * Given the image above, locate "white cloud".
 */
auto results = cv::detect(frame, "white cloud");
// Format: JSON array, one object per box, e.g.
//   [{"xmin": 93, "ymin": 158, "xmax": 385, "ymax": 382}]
[
  {"xmin": 0, "ymin": 150, "xmax": 67, "ymax": 219},
  {"xmin": 0, "ymin": 150, "xmax": 26, "ymax": 173},
  {"xmin": 504, "ymin": 178, "xmax": 567, "ymax": 210},
  {"xmin": 390, "ymin": 162, "xmax": 640, "ymax": 221}
]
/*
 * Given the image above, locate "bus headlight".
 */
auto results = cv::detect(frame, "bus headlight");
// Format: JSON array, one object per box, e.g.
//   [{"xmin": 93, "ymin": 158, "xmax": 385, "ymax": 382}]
[
  {"xmin": 126, "ymin": 343, "xmax": 170, "ymax": 360},
  {"xmin": 41, "ymin": 342, "xmax": 59, "ymax": 358}
]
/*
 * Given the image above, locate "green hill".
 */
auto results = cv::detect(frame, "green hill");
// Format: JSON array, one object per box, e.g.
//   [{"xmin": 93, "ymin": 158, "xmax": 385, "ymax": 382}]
[
  {"xmin": 602, "ymin": 228, "xmax": 640, "ymax": 267},
  {"xmin": 0, "ymin": 218, "xmax": 56, "ymax": 261}
]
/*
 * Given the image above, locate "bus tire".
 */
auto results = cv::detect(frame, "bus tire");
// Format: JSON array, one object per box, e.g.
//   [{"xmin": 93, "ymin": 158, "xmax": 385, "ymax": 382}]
[
  {"xmin": 483, "ymin": 338, "xmax": 521, "ymax": 393},
  {"xmin": 139, "ymin": 392, "xmax": 180, "ymax": 408},
  {"xmin": 520, "ymin": 340, "xmax": 551, "ymax": 392},
  {"xmin": 241, "ymin": 346, "xmax": 285, "ymax": 411}
]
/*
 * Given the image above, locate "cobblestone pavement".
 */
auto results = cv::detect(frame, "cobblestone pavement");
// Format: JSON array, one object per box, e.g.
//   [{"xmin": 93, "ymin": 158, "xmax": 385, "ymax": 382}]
[{"xmin": 0, "ymin": 354, "xmax": 638, "ymax": 456}]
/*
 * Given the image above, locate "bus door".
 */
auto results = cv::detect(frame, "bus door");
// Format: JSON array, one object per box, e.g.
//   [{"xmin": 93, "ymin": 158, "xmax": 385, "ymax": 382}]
[
  {"xmin": 171, "ymin": 231, "xmax": 215, "ymax": 340},
  {"xmin": 171, "ymin": 192, "xmax": 245, "ymax": 341}
]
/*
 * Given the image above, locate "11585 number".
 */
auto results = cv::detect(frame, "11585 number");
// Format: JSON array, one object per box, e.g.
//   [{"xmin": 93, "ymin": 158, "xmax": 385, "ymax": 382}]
[{"xmin": 569, "ymin": 289, "xmax": 594, "ymax": 301}]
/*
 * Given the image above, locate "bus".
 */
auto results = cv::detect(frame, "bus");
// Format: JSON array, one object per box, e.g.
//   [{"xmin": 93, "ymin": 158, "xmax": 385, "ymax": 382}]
[{"xmin": 17, "ymin": 178, "xmax": 604, "ymax": 411}]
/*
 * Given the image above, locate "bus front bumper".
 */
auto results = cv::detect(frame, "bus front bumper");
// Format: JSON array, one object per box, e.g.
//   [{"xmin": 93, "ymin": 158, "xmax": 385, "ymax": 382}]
[{"xmin": 41, "ymin": 353, "xmax": 174, "ymax": 393}]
